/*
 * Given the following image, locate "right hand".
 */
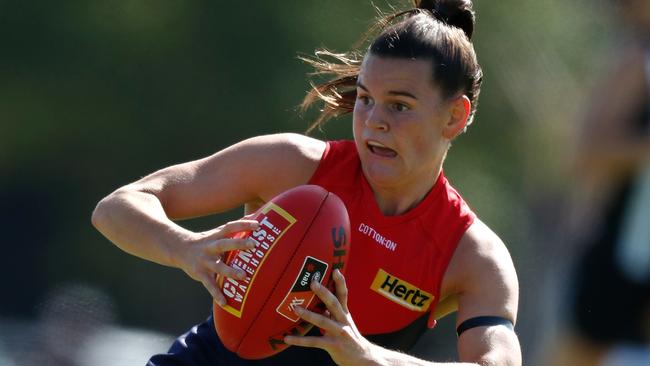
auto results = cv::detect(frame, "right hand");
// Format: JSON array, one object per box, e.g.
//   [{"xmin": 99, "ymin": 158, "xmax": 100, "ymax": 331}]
[{"xmin": 176, "ymin": 219, "xmax": 260, "ymax": 306}]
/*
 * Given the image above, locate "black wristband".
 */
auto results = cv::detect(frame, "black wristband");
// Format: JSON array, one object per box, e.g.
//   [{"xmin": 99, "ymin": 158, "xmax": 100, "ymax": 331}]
[{"xmin": 456, "ymin": 316, "xmax": 514, "ymax": 337}]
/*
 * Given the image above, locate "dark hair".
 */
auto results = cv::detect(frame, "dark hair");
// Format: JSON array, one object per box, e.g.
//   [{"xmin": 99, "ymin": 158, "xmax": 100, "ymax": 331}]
[{"xmin": 301, "ymin": 0, "xmax": 482, "ymax": 133}]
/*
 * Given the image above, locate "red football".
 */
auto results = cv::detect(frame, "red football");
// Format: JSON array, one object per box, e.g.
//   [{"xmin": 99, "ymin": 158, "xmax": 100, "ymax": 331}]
[{"xmin": 212, "ymin": 185, "xmax": 351, "ymax": 359}]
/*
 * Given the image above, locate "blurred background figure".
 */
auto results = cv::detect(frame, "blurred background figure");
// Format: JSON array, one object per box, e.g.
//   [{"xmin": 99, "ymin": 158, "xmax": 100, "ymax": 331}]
[
  {"xmin": 5, "ymin": 283, "xmax": 115, "ymax": 365},
  {"xmin": 31, "ymin": 284, "xmax": 115, "ymax": 365},
  {"xmin": 0, "ymin": 283, "xmax": 173, "ymax": 365},
  {"xmin": 544, "ymin": 0, "xmax": 650, "ymax": 365}
]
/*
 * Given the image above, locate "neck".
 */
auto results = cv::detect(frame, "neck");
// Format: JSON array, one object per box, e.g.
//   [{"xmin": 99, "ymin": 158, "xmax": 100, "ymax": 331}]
[{"xmin": 370, "ymin": 167, "xmax": 442, "ymax": 216}]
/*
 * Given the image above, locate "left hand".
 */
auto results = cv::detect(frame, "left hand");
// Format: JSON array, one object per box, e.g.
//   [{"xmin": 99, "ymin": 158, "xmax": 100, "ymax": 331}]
[{"xmin": 284, "ymin": 269, "xmax": 377, "ymax": 366}]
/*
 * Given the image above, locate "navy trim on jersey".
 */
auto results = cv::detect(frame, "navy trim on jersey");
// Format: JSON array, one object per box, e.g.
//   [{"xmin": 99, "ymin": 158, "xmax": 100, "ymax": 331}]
[{"xmin": 147, "ymin": 314, "xmax": 334, "ymax": 366}]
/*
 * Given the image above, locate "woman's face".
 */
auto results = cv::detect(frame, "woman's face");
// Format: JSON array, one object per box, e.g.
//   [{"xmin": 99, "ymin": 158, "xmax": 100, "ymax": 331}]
[{"xmin": 353, "ymin": 54, "xmax": 456, "ymax": 192}]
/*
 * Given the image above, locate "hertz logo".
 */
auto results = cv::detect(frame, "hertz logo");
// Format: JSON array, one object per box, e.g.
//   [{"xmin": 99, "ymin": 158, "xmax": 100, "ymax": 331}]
[{"xmin": 370, "ymin": 269, "xmax": 433, "ymax": 312}]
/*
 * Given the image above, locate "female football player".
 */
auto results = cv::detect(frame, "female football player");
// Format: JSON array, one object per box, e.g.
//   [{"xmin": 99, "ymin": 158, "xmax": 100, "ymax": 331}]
[{"xmin": 92, "ymin": 1, "xmax": 521, "ymax": 364}]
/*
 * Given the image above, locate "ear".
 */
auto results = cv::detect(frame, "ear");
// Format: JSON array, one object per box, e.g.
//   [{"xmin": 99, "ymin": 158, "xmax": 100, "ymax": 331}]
[{"xmin": 442, "ymin": 95, "xmax": 470, "ymax": 139}]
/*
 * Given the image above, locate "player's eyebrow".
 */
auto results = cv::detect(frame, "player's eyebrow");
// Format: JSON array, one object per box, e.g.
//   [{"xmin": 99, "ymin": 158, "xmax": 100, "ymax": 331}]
[{"xmin": 356, "ymin": 81, "xmax": 418, "ymax": 100}]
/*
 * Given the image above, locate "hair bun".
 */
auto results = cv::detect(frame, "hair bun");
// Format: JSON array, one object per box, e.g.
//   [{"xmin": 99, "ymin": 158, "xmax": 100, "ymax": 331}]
[{"xmin": 414, "ymin": 0, "xmax": 475, "ymax": 39}]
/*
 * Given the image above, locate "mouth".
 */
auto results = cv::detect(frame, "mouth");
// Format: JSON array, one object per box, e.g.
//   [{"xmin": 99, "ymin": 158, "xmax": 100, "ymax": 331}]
[{"xmin": 366, "ymin": 140, "xmax": 397, "ymax": 158}]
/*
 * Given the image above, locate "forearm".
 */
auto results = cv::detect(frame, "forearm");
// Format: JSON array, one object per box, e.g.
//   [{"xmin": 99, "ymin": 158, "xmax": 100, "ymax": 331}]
[
  {"xmin": 91, "ymin": 187, "xmax": 192, "ymax": 268},
  {"xmin": 367, "ymin": 344, "xmax": 477, "ymax": 366}
]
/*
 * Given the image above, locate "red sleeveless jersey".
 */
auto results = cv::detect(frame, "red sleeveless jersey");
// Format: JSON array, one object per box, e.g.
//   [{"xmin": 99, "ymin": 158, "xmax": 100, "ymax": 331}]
[{"xmin": 308, "ymin": 140, "xmax": 475, "ymax": 335}]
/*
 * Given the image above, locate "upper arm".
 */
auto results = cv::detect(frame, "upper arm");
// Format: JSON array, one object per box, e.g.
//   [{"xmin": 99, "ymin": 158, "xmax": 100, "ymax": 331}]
[
  {"xmin": 121, "ymin": 133, "xmax": 326, "ymax": 219},
  {"xmin": 443, "ymin": 219, "xmax": 521, "ymax": 365}
]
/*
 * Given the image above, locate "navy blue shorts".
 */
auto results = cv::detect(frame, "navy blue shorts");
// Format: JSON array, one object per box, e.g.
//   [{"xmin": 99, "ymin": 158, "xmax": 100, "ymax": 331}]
[{"xmin": 147, "ymin": 315, "xmax": 334, "ymax": 366}]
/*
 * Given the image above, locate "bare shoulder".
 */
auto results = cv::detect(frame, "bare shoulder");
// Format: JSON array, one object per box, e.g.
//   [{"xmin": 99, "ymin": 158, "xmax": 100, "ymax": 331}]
[
  {"xmin": 443, "ymin": 219, "xmax": 519, "ymax": 322},
  {"xmin": 228, "ymin": 133, "xmax": 326, "ymax": 199},
  {"xmin": 233, "ymin": 133, "xmax": 325, "ymax": 168}
]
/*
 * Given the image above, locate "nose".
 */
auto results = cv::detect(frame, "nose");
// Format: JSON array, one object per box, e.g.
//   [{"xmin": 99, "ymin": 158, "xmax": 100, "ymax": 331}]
[{"xmin": 365, "ymin": 106, "xmax": 389, "ymax": 132}]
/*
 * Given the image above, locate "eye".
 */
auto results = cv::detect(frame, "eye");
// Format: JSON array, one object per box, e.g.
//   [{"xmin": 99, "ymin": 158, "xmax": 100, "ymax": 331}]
[
  {"xmin": 392, "ymin": 102, "xmax": 409, "ymax": 112},
  {"xmin": 356, "ymin": 94, "xmax": 372, "ymax": 106}
]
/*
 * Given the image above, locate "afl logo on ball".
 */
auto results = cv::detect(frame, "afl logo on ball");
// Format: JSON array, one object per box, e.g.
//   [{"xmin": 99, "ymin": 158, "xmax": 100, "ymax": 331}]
[{"xmin": 276, "ymin": 256, "xmax": 329, "ymax": 322}]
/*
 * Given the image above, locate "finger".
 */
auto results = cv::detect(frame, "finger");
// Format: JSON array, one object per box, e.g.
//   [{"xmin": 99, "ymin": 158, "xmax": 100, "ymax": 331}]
[
  {"xmin": 211, "ymin": 260, "xmax": 248, "ymax": 281},
  {"xmin": 207, "ymin": 237, "xmax": 256, "ymax": 254},
  {"xmin": 293, "ymin": 306, "xmax": 341, "ymax": 334},
  {"xmin": 242, "ymin": 212, "xmax": 257, "ymax": 220},
  {"xmin": 218, "ymin": 220, "xmax": 260, "ymax": 236},
  {"xmin": 284, "ymin": 335, "xmax": 331, "ymax": 349},
  {"xmin": 311, "ymin": 280, "xmax": 347, "ymax": 323},
  {"xmin": 202, "ymin": 274, "xmax": 226, "ymax": 307},
  {"xmin": 333, "ymin": 269, "xmax": 349, "ymax": 312}
]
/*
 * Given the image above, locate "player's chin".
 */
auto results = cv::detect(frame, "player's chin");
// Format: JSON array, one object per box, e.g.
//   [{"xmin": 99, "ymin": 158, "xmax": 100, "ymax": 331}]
[{"xmin": 362, "ymin": 165, "xmax": 403, "ymax": 187}]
